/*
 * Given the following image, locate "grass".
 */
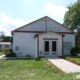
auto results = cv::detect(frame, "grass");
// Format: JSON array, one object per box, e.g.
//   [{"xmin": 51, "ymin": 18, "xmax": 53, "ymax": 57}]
[
  {"xmin": 0, "ymin": 52, "xmax": 4, "ymax": 56},
  {"xmin": 0, "ymin": 58, "xmax": 76, "ymax": 80},
  {"xmin": 65, "ymin": 56, "xmax": 80, "ymax": 65}
]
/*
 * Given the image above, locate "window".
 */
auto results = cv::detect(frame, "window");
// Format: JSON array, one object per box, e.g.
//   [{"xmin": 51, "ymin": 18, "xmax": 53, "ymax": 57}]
[
  {"xmin": 52, "ymin": 41, "xmax": 56, "ymax": 51},
  {"xmin": 5, "ymin": 45, "xmax": 9, "ymax": 48},
  {"xmin": 15, "ymin": 46, "xmax": 19, "ymax": 51},
  {"xmin": 45, "ymin": 41, "xmax": 49, "ymax": 52},
  {"xmin": 45, "ymin": 41, "xmax": 49, "ymax": 55}
]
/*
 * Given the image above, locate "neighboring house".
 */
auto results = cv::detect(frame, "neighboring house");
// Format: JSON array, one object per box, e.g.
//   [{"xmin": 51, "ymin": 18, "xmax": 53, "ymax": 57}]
[
  {"xmin": 0, "ymin": 42, "xmax": 11, "ymax": 51},
  {"xmin": 11, "ymin": 16, "xmax": 75, "ymax": 58}
]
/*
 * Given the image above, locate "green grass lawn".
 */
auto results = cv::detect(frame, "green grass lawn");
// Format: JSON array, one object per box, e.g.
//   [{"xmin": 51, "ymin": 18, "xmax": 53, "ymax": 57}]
[
  {"xmin": 0, "ymin": 58, "xmax": 75, "ymax": 80},
  {"xmin": 65, "ymin": 56, "xmax": 80, "ymax": 65},
  {"xmin": 0, "ymin": 52, "xmax": 4, "ymax": 56}
]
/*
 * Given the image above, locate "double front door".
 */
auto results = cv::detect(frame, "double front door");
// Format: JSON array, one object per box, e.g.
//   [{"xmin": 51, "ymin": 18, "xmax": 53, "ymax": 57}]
[{"xmin": 44, "ymin": 40, "xmax": 57, "ymax": 56}]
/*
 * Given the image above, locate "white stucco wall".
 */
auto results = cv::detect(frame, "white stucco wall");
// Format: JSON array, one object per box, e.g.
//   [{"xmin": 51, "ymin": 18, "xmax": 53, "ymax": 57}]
[
  {"xmin": 13, "ymin": 32, "xmax": 37, "ymax": 58},
  {"xmin": 39, "ymin": 32, "xmax": 62, "ymax": 56},
  {"xmin": 13, "ymin": 32, "xmax": 75, "ymax": 57},
  {"xmin": 63, "ymin": 34, "xmax": 75, "ymax": 55}
]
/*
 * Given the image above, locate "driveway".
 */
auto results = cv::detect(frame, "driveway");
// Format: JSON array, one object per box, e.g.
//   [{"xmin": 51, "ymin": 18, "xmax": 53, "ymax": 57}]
[{"xmin": 45, "ymin": 57, "xmax": 80, "ymax": 73}]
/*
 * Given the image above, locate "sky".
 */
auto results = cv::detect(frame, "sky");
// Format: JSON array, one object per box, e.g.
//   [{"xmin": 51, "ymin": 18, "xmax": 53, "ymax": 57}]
[{"xmin": 0, "ymin": 0, "xmax": 77, "ymax": 36}]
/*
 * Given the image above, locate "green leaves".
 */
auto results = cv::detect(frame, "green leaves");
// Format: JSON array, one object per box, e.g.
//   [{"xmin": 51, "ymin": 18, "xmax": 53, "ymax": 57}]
[{"xmin": 63, "ymin": 1, "xmax": 80, "ymax": 30}]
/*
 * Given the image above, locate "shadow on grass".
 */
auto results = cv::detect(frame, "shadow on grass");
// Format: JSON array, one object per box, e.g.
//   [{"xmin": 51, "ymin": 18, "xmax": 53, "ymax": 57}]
[
  {"xmin": 4, "ymin": 57, "xmax": 34, "ymax": 60},
  {"xmin": 5, "ymin": 56, "xmax": 64, "ymax": 60},
  {"xmin": 35, "ymin": 57, "xmax": 43, "ymax": 61},
  {"xmin": 5, "ymin": 57, "xmax": 43, "ymax": 61}
]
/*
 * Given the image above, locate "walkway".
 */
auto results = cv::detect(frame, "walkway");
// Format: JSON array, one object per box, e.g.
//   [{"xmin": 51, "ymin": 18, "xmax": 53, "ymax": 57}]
[
  {"xmin": 0, "ymin": 55, "xmax": 5, "ymax": 59},
  {"xmin": 46, "ymin": 57, "xmax": 80, "ymax": 73}
]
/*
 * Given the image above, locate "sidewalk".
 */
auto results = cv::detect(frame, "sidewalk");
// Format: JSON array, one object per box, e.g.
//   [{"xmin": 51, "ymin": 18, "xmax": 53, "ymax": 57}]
[
  {"xmin": 46, "ymin": 57, "xmax": 80, "ymax": 73},
  {"xmin": 0, "ymin": 55, "xmax": 5, "ymax": 59},
  {"xmin": 0, "ymin": 55, "xmax": 33, "ymax": 60}
]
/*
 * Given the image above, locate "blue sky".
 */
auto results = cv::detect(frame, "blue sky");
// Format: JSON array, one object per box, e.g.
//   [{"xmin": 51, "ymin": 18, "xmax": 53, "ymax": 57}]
[{"xmin": 0, "ymin": 0, "xmax": 77, "ymax": 35}]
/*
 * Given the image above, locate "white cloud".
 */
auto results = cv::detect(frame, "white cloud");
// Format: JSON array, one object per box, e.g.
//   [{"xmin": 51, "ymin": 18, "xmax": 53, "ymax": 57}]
[
  {"xmin": 45, "ymin": 3, "xmax": 68, "ymax": 22},
  {"xmin": 0, "ymin": 12, "xmax": 26, "ymax": 36}
]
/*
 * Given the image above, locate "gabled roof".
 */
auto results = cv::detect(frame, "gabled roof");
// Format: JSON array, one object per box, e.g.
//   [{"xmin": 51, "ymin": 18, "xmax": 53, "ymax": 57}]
[{"xmin": 11, "ymin": 16, "xmax": 73, "ymax": 33}]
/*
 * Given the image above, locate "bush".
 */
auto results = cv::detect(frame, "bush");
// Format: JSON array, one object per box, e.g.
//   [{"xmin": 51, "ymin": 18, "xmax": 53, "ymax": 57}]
[
  {"xmin": 3, "ymin": 47, "xmax": 16, "ymax": 57},
  {"xmin": 26, "ymin": 54, "xmax": 32, "ymax": 57},
  {"xmin": 71, "ymin": 46, "xmax": 80, "ymax": 56}
]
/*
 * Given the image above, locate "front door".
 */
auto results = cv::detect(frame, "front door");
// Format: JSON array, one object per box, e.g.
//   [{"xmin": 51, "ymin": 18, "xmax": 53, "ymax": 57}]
[{"xmin": 44, "ymin": 40, "xmax": 57, "ymax": 56}]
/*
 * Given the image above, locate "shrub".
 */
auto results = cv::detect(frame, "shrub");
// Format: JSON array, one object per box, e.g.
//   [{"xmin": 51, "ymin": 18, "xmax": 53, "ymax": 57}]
[
  {"xmin": 3, "ymin": 47, "xmax": 16, "ymax": 57},
  {"xmin": 26, "ymin": 54, "xmax": 32, "ymax": 57},
  {"xmin": 71, "ymin": 46, "xmax": 80, "ymax": 56}
]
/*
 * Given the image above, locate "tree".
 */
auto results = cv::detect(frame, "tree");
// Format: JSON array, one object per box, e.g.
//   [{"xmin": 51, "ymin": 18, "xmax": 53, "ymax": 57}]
[
  {"xmin": 63, "ymin": 0, "xmax": 80, "ymax": 30},
  {"xmin": 63, "ymin": 0, "xmax": 80, "ymax": 45},
  {"xmin": 0, "ymin": 31, "xmax": 13, "ymax": 43},
  {"xmin": 1, "ymin": 36, "xmax": 13, "ymax": 43}
]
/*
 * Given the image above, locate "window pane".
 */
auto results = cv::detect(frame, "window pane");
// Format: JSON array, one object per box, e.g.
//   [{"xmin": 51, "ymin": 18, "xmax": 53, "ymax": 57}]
[
  {"xmin": 45, "ymin": 52, "xmax": 49, "ymax": 55},
  {"xmin": 45, "ymin": 41, "xmax": 49, "ymax": 52},
  {"xmin": 52, "ymin": 41, "xmax": 56, "ymax": 51}
]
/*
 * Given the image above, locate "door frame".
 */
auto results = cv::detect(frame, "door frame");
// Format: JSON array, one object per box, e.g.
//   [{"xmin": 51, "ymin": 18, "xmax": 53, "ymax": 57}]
[{"xmin": 43, "ymin": 39, "xmax": 58, "ymax": 56}]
